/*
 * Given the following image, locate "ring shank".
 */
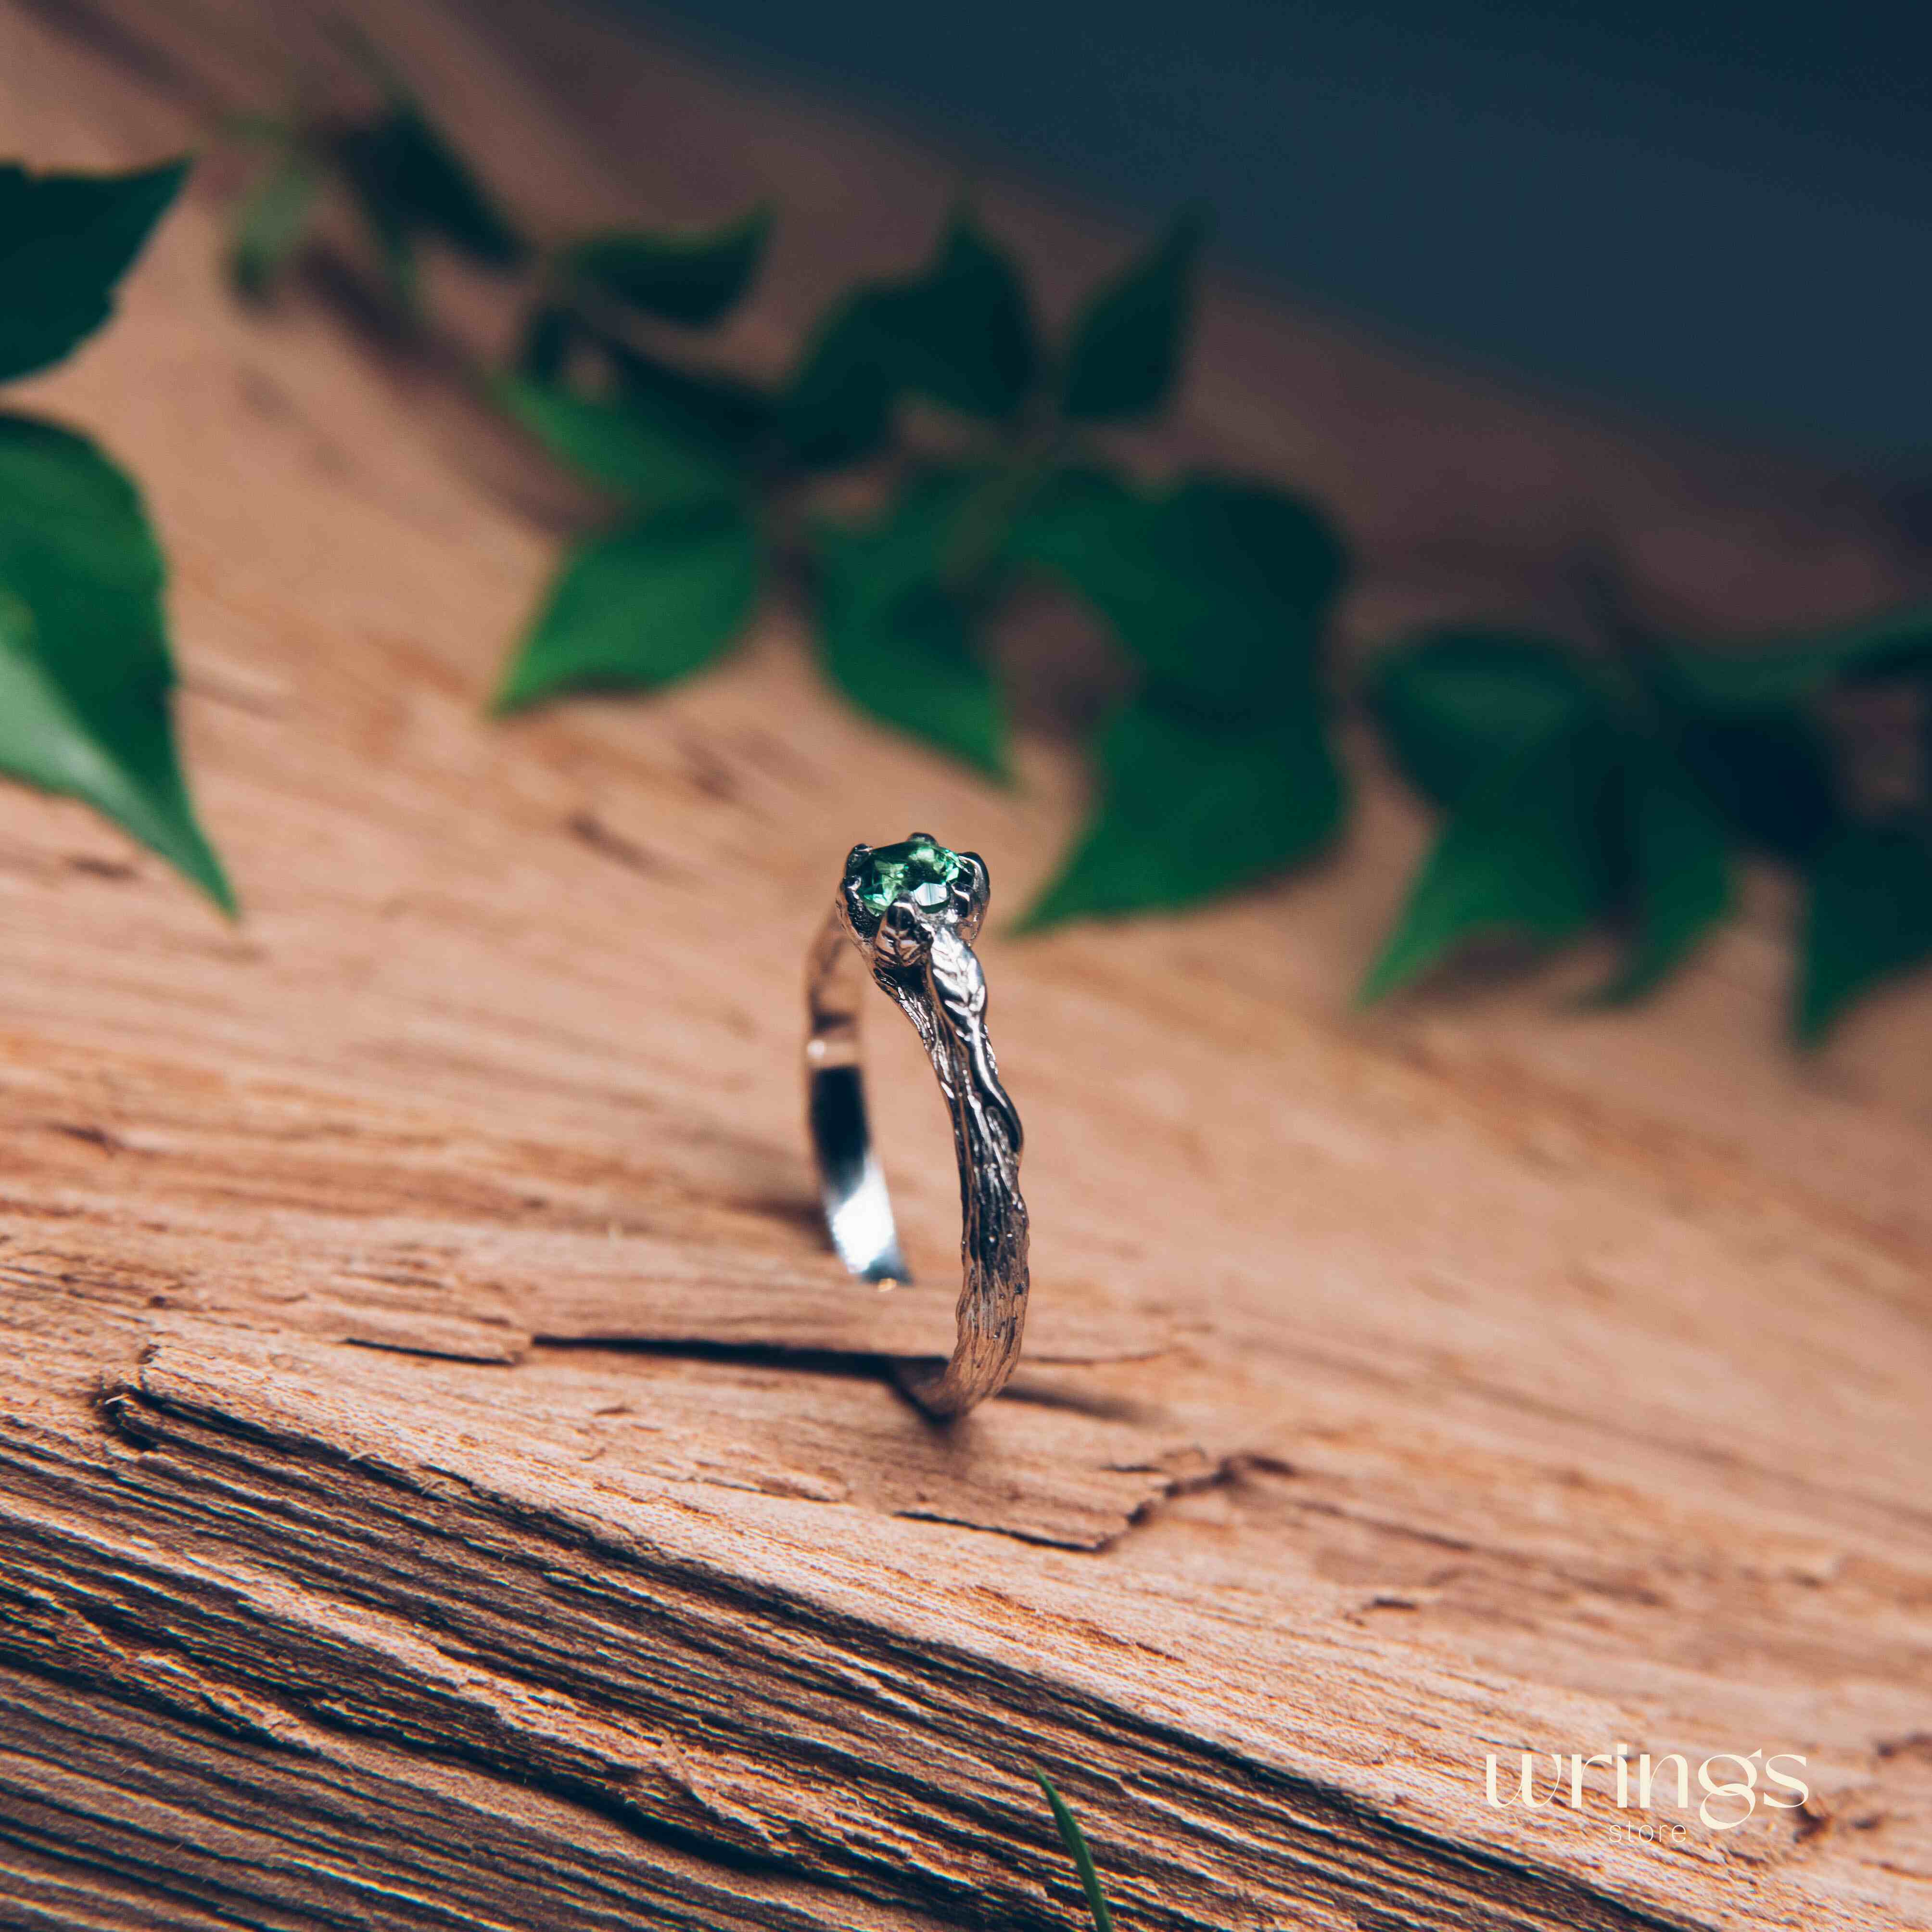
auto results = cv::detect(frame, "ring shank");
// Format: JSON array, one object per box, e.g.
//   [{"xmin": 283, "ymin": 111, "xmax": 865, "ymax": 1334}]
[
  {"xmin": 805, "ymin": 904, "xmax": 1030, "ymax": 1417},
  {"xmin": 805, "ymin": 914, "xmax": 910, "ymax": 1284}
]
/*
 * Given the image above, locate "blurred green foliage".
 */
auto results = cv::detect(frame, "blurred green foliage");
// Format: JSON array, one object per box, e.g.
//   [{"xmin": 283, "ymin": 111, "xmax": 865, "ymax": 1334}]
[
  {"xmin": 226, "ymin": 58, "xmax": 1932, "ymax": 1046},
  {"xmin": 1365, "ymin": 615, "xmax": 1932, "ymax": 1035},
  {"xmin": 0, "ymin": 159, "xmax": 233, "ymax": 912}
]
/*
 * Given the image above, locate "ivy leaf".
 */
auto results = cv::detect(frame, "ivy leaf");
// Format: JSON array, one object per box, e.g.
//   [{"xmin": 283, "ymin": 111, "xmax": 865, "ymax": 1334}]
[
  {"xmin": 1360, "ymin": 724, "xmax": 1614, "ymax": 1002},
  {"xmin": 350, "ymin": 105, "xmax": 523, "ymax": 267},
  {"xmin": 823, "ymin": 581, "xmax": 1000, "ymax": 779},
  {"xmin": 493, "ymin": 500, "xmax": 759, "ymax": 712},
  {"xmin": 1594, "ymin": 748, "xmax": 1732, "ymax": 1004},
  {"xmin": 1006, "ymin": 462, "xmax": 1139, "ymax": 571},
  {"xmin": 1796, "ymin": 817, "xmax": 1932, "ymax": 1044},
  {"xmin": 1017, "ymin": 691, "xmax": 1344, "ymax": 929},
  {"xmin": 1060, "ymin": 206, "xmax": 1207, "ymax": 423},
  {"xmin": 333, "ymin": 90, "xmax": 524, "ymax": 304},
  {"xmin": 0, "ymin": 415, "xmax": 233, "ymax": 911},
  {"xmin": 1364, "ymin": 628, "xmax": 1604, "ymax": 811},
  {"xmin": 1668, "ymin": 706, "xmax": 1841, "ymax": 863},
  {"xmin": 493, "ymin": 374, "xmax": 741, "ymax": 506},
  {"xmin": 874, "ymin": 209, "xmax": 1037, "ymax": 420},
  {"xmin": 778, "ymin": 211, "xmax": 1035, "ymax": 463},
  {"xmin": 1625, "ymin": 639, "xmax": 1841, "ymax": 863},
  {"xmin": 227, "ymin": 147, "xmax": 323, "ymax": 301},
  {"xmin": 341, "ymin": 174, "xmax": 418, "ymax": 312},
  {"xmin": 779, "ymin": 289, "xmax": 897, "ymax": 469},
  {"xmin": 560, "ymin": 206, "xmax": 771, "ymax": 329},
  {"xmin": 1366, "ymin": 635, "xmax": 1732, "ymax": 1003},
  {"xmin": 0, "ymin": 159, "xmax": 188, "ymax": 383},
  {"xmin": 516, "ymin": 302, "xmax": 575, "ymax": 383},
  {"xmin": 813, "ymin": 472, "xmax": 1004, "ymax": 776},
  {"xmin": 1015, "ymin": 469, "xmax": 1346, "ymax": 713},
  {"xmin": 1661, "ymin": 606, "xmax": 1932, "ymax": 711},
  {"xmin": 603, "ymin": 337, "xmax": 774, "ymax": 457}
]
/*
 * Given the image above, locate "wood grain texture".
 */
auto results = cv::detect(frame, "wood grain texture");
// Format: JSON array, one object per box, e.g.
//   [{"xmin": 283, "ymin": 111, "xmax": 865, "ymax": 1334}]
[{"xmin": 1, "ymin": 1, "xmax": 1930, "ymax": 1928}]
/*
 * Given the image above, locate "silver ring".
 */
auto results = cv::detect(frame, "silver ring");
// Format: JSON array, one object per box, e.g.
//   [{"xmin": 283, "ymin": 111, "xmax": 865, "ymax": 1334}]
[{"xmin": 805, "ymin": 833, "xmax": 1030, "ymax": 1417}]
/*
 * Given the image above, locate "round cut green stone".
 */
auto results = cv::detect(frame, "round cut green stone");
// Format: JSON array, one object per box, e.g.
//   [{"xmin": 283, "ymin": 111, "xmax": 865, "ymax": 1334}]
[{"xmin": 853, "ymin": 837, "xmax": 962, "ymax": 913}]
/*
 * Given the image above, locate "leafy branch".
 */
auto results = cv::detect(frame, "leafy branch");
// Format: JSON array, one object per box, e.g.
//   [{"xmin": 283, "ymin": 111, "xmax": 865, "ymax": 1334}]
[
  {"xmin": 1364, "ymin": 607, "xmax": 1932, "ymax": 1040},
  {"xmin": 223, "ymin": 57, "xmax": 1932, "ymax": 1045},
  {"xmin": 0, "ymin": 159, "xmax": 233, "ymax": 912}
]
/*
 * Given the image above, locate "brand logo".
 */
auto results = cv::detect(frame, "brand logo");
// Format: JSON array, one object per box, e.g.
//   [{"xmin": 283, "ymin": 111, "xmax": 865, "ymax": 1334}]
[{"xmin": 1484, "ymin": 1745, "xmax": 1808, "ymax": 1831}]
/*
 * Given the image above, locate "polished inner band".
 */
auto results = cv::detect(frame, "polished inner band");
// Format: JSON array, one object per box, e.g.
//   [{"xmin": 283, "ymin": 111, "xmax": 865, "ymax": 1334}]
[{"xmin": 805, "ymin": 836, "xmax": 1030, "ymax": 1418}]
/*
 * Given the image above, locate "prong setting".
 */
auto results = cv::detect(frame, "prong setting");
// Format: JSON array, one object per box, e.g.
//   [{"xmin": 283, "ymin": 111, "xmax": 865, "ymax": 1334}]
[
  {"xmin": 872, "ymin": 898, "xmax": 933, "ymax": 968},
  {"xmin": 953, "ymin": 852, "xmax": 990, "ymax": 941},
  {"xmin": 839, "ymin": 833, "xmax": 986, "ymax": 959}
]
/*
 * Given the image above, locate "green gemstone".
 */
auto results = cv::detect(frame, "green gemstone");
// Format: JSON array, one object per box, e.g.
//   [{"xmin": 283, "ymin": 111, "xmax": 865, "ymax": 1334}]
[{"xmin": 853, "ymin": 837, "xmax": 962, "ymax": 914}]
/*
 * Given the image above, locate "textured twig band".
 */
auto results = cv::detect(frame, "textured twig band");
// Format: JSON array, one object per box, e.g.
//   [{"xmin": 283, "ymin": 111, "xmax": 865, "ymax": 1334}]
[{"xmin": 805, "ymin": 836, "xmax": 1030, "ymax": 1417}]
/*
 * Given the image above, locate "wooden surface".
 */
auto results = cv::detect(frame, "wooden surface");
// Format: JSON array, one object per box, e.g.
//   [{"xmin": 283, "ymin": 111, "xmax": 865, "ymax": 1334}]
[{"xmin": 3, "ymin": 2, "xmax": 1932, "ymax": 1928}]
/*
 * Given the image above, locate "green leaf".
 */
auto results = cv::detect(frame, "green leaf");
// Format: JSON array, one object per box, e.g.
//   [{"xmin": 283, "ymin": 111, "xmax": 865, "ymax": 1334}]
[
  {"xmin": 333, "ymin": 98, "xmax": 525, "ymax": 288},
  {"xmin": 1005, "ymin": 461, "xmax": 1139, "ymax": 570},
  {"xmin": 823, "ymin": 581, "xmax": 1001, "ymax": 777},
  {"xmin": 1636, "ymin": 643, "xmax": 1844, "ymax": 862},
  {"xmin": 1666, "ymin": 707, "xmax": 1840, "ymax": 863},
  {"xmin": 493, "ymin": 500, "xmax": 759, "ymax": 712},
  {"xmin": 0, "ymin": 415, "xmax": 232, "ymax": 911},
  {"xmin": 779, "ymin": 289, "xmax": 897, "ymax": 469},
  {"xmin": 1661, "ymin": 606, "xmax": 1932, "ymax": 711},
  {"xmin": 1594, "ymin": 749, "xmax": 1732, "ymax": 1003},
  {"xmin": 560, "ymin": 206, "xmax": 771, "ymax": 329},
  {"xmin": 1015, "ymin": 468, "xmax": 1347, "ymax": 713},
  {"xmin": 493, "ymin": 373, "xmax": 741, "ymax": 506},
  {"xmin": 1034, "ymin": 1776, "xmax": 1114, "ymax": 1932},
  {"xmin": 778, "ymin": 211, "xmax": 1036, "ymax": 462},
  {"xmin": 875, "ymin": 208, "xmax": 1036, "ymax": 419},
  {"xmin": 1365, "ymin": 635, "xmax": 1736, "ymax": 1003},
  {"xmin": 1019, "ymin": 690, "xmax": 1344, "ymax": 929},
  {"xmin": 1060, "ymin": 206, "xmax": 1207, "ymax": 422},
  {"xmin": 603, "ymin": 337, "xmax": 774, "ymax": 456},
  {"xmin": 1363, "ymin": 628, "xmax": 1605, "ymax": 811},
  {"xmin": 516, "ymin": 303, "xmax": 575, "ymax": 383},
  {"xmin": 1796, "ymin": 817, "xmax": 1932, "ymax": 1044},
  {"xmin": 227, "ymin": 147, "xmax": 323, "ymax": 301},
  {"xmin": 813, "ymin": 472, "xmax": 1004, "ymax": 775},
  {"xmin": 341, "ymin": 166, "xmax": 418, "ymax": 313},
  {"xmin": 0, "ymin": 159, "xmax": 188, "ymax": 383},
  {"xmin": 1360, "ymin": 725, "xmax": 1614, "ymax": 1002}
]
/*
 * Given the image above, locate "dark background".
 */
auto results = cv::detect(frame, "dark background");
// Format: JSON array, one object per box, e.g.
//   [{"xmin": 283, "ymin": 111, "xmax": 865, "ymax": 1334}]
[{"xmin": 623, "ymin": 0, "xmax": 1930, "ymax": 461}]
